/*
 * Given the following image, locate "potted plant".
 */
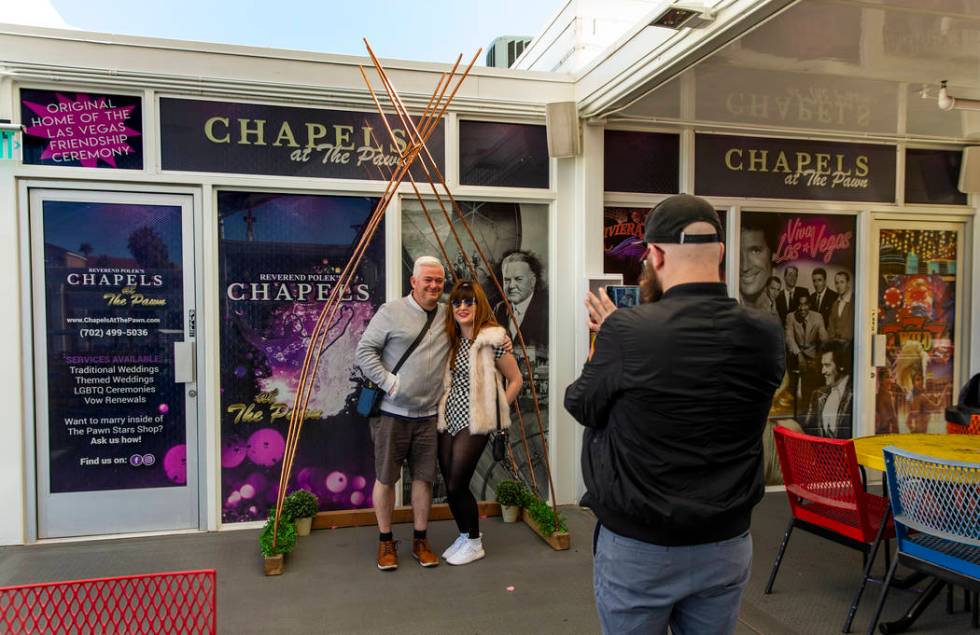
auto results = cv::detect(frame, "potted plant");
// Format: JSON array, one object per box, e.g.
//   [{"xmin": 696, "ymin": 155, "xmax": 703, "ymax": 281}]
[
  {"xmin": 522, "ymin": 493, "xmax": 570, "ymax": 550},
  {"xmin": 495, "ymin": 480, "xmax": 526, "ymax": 523},
  {"xmin": 283, "ymin": 489, "xmax": 319, "ymax": 536},
  {"xmin": 259, "ymin": 513, "xmax": 297, "ymax": 576}
]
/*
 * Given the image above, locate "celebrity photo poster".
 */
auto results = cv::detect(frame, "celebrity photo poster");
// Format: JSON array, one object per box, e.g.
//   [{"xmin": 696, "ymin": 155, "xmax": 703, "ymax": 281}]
[
  {"xmin": 739, "ymin": 212, "xmax": 856, "ymax": 484},
  {"xmin": 218, "ymin": 192, "xmax": 384, "ymax": 522},
  {"xmin": 875, "ymin": 230, "xmax": 956, "ymax": 435},
  {"xmin": 401, "ymin": 200, "xmax": 551, "ymax": 501},
  {"xmin": 41, "ymin": 201, "xmax": 186, "ymax": 493},
  {"xmin": 604, "ymin": 207, "xmax": 727, "ymax": 284}
]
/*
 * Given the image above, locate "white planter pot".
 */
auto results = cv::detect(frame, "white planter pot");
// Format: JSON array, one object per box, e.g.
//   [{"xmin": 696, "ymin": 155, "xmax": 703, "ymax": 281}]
[
  {"xmin": 295, "ymin": 516, "xmax": 313, "ymax": 536},
  {"xmin": 501, "ymin": 504, "xmax": 521, "ymax": 523}
]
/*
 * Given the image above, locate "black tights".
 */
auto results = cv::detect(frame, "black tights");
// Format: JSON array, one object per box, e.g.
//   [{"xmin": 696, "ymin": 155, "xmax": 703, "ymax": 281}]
[{"xmin": 437, "ymin": 429, "xmax": 488, "ymax": 538}]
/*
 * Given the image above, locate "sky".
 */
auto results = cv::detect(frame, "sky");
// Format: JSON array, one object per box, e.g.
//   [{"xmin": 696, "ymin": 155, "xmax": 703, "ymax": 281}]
[{"xmin": 45, "ymin": 0, "xmax": 560, "ymax": 64}]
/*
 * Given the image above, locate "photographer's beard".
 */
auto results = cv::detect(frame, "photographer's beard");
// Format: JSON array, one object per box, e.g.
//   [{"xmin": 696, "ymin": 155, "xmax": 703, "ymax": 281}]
[{"xmin": 639, "ymin": 260, "xmax": 663, "ymax": 303}]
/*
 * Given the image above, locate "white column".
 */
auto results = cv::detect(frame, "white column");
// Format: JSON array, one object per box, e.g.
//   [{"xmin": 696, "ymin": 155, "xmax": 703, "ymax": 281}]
[
  {"xmin": 551, "ymin": 120, "xmax": 604, "ymax": 504},
  {"xmin": 0, "ymin": 75, "xmax": 25, "ymax": 544}
]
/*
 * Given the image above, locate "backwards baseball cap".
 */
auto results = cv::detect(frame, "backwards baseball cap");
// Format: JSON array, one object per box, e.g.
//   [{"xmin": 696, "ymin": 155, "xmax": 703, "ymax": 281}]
[{"xmin": 644, "ymin": 194, "xmax": 723, "ymax": 245}]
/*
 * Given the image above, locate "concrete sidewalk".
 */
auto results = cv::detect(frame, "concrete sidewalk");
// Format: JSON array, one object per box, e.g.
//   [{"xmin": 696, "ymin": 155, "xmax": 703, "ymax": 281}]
[{"xmin": 0, "ymin": 494, "xmax": 969, "ymax": 634}]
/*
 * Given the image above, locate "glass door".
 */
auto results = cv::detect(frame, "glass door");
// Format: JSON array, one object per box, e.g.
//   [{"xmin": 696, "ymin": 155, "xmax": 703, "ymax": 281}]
[
  {"xmin": 30, "ymin": 189, "xmax": 199, "ymax": 538},
  {"xmin": 871, "ymin": 221, "xmax": 963, "ymax": 436}
]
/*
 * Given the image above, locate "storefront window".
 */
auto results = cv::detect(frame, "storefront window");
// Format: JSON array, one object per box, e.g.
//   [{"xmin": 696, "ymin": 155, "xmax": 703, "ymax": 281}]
[
  {"xmin": 217, "ymin": 191, "xmax": 385, "ymax": 523},
  {"xmin": 875, "ymin": 229, "xmax": 957, "ymax": 434},
  {"xmin": 604, "ymin": 206, "xmax": 726, "ymax": 284},
  {"xmin": 458, "ymin": 121, "xmax": 549, "ymax": 188},
  {"xmin": 400, "ymin": 199, "xmax": 550, "ymax": 501},
  {"xmin": 740, "ymin": 212, "xmax": 857, "ymax": 485},
  {"xmin": 603, "ymin": 131, "xmax": 679, "ymax": 194}
]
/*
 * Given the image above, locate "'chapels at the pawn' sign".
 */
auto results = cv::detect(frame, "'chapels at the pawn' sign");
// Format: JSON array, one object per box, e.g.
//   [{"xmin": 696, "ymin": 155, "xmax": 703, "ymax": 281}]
[
  {"xmin": 20, "ymin": 89, "xmax": 143, "ymax": 169},
  {"xmin": 159, "ymin": 98, "xmax": 445, "ymax": 180},
  {"xmin": 694, "ymin": 133, "xmax": 896, "ymax": 202}
]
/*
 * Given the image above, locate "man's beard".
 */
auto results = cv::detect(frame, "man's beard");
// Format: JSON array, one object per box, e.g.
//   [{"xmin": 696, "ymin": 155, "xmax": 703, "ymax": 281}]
[{"xmin": 639, "ymin": 263, "xmax": 663, "ymax": 303}]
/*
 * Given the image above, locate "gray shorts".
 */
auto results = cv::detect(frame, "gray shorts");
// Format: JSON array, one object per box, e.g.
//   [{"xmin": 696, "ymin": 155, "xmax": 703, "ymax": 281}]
[{"xmin": 369, "ymin": 414, "xmax": 438, "ymax": 485}]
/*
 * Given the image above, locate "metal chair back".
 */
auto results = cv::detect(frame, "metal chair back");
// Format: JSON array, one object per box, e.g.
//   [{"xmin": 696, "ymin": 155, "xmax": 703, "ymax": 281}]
[
  {"xmin": 774, "ymin": 426, "xmax": 877, "ymax": 542},
  {"xmin": 883, "ymin": 446, "xmax": 980, "ymax": 580}
]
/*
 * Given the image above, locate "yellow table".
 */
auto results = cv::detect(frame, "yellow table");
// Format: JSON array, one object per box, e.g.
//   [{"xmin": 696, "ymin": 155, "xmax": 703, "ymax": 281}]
[{"xmin": 852, "ymin": 433, "xmax": 980, "ymax": 471}]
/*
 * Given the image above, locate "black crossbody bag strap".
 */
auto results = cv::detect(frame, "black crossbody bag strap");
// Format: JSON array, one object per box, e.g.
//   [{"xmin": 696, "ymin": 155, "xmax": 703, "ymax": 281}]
[{"xmin": 391, "ymin": 307, "xmax": 436, "ymax": 375}]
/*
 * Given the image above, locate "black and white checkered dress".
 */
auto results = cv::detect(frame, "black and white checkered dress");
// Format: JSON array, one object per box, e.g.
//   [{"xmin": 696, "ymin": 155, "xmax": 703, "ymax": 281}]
[{"xmin": 444, "ymin": 338, "xmax": 506, "ymax": 436}]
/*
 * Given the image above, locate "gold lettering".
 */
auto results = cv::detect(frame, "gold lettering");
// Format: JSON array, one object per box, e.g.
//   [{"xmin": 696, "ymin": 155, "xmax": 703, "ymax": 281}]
[
  {"xmin": 362, "ymin": 126, "xmax": 377, "ymax": 148},
  {"xmin": 204, "ymin": 116, "xmax": 230, "ymax": 144},
  {"xmin": 835, "ymin": 154, "xmax": 852, "ymax": 176},
  {"xmin": 773, "ymin": 151, "xmax": 791, "ymax": 174},
  {"xmin": 795, "ymin": 152, "xmax": 812, "ymax": 172},
  {"xmin": 306, "ymin": 123, "xmax": 328, "ymax": 148},
  {"xmin": 334, "ymin": 124, "xmax": 355, "ymax": 150},
  {"xmin": 748, "ymin": 149, "xmax": 768, "ymax": 172},
  {"xmin": 855, "ymin": 155, "xmax": 869, "ymax": 177},
  {"xmin": 391, "ymin": 128, "xmax": 408, "ymax": 154},
  {"xmin": 724, "ymin": 148, "xmax": 743, "ymax": 171},
  {"xmin": 273, "ymin": 122, "xmax": 299, "ymax": 147},
  {"xmin": 815, "ymin": 153, "xmax": 831, "ymax": 175},
  {"xmin": 238, "ymin": 119, "xmax": 266, "ymax": 146}
]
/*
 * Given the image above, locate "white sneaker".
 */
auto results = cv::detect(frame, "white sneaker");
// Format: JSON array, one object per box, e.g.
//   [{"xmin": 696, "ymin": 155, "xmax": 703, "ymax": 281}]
[
  {"xmin": 447, "ymin": 537, "xmax": 485, "ymax": 565},
  {"xmin": 442, "ymin": 533, "xmax": 468, "ymax": 560}
]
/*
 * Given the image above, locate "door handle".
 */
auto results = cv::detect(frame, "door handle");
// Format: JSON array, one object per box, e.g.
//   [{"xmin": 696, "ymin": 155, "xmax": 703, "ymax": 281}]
[
  {"xmin": 872, "ymin": 334, "xmax": 887, "ymax": 367},
  {"xmin": 174, "ymin": 341, "xmax": 196, "ymax": 383}
]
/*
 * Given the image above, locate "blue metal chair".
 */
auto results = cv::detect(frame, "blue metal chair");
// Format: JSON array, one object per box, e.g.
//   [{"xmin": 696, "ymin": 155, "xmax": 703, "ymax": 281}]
[{"xmin": 866, "ymin": 447, "xmax": 980, "ymax": 634}]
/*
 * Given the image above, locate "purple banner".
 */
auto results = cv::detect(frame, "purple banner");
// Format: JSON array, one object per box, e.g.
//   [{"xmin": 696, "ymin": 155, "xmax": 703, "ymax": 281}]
[
  {"xmin": 161, "ymin": 98, "xmax": 444, "ymax": 181},
  {"xmin": 42, "ymin": 201, "xmax": 185, "ymax": 493},
  {"xmin": 218, "ymin": 192, "xmax": 385, "ymax": 523},
  {"xmin": 21, "ymin": 89, "xmax": 143, "ymax": 169},
  {"xmin": 696, "ymin": 134, "xmax": 896, "ymax": 202}
]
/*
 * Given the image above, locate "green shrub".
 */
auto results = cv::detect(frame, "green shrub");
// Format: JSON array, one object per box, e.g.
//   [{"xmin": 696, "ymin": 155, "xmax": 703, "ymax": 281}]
[
  {"xmin": 494, "ymin": 480, "xmax": 528, "ymax": 507},
  {"xmin": 259, "ymin": 513, "xmax": 297, "ymax": 557},
  {"xmin": 282, "ymin": 489, "xmax": 319, "ymax": 520},
  {"xmin": 524, "ymin": 494, "xmax": 568, "ymax": 535}
]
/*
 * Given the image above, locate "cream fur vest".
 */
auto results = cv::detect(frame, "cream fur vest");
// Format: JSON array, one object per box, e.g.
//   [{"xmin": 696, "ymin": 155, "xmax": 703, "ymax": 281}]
[{"xmin": 437, "ymin": 325, "xmax": 511, "ymax": 435}]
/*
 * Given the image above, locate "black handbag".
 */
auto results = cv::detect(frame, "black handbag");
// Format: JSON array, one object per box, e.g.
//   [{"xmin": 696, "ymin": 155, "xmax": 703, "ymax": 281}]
[
  {"xmin": 492, "ymin": 383, "xmax": 508, "ymax": 462},
  {"xmin": 356, "ymin": 308, "xmax": 436, "ymax": 418}
]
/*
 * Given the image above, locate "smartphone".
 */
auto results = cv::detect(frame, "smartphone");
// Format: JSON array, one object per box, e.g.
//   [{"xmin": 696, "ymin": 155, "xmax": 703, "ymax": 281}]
[{"xmin": 605, "ymin": 285, "xmax": 640, "ymax": 308}]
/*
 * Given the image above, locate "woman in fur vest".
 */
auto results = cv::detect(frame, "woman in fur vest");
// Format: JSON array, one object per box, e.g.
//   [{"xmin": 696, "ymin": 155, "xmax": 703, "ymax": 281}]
[{"xmin": 437, "ymin": 280, "xmax": 522, "ymax": 565}]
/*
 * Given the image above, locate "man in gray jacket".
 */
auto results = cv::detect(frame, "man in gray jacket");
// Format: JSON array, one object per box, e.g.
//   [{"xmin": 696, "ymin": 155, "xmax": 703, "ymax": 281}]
[{"xmin": 356, "ymin": 255, "xmax": 450, "ymax": 571}]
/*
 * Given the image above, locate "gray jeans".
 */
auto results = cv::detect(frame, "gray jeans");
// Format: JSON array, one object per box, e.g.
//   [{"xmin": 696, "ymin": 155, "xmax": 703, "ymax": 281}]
[{"xmin": 593, "ymin": 524, "xmax": 752, "ymax": 635}]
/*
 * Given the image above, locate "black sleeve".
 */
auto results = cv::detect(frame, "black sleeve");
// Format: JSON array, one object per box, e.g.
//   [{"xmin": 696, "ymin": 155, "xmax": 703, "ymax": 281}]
[{"xmin": 563, "ymin": 314, "xmax": 625, "ymax": 429}]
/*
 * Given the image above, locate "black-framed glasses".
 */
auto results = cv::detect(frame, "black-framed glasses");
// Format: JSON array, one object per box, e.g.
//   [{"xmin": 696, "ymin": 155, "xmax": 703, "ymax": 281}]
[{"xmin": 451, "ymin": 298, "xmax": 476, "ymax": 308}]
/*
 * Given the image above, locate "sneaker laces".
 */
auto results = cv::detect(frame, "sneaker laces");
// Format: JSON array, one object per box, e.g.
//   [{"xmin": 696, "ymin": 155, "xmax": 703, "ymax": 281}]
[{"xmin": 382, "ymin": 540, "xmax": 397, "ymax": 555}]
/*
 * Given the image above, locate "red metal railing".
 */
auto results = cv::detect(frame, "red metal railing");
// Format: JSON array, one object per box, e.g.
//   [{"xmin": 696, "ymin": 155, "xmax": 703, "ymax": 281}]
[{"xmin": 0, "ymin": 570, "xmax": 216, "ymax": 634}]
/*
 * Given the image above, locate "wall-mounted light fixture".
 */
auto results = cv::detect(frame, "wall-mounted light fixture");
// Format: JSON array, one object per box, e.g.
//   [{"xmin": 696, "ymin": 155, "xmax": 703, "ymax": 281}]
[
  {"xmin": 938, "ymin": 80, "xmax": 980, "ymax": 112},
  {"xmin": 650, "ymin": 2, "xmax": 715, "ymax": 30}
]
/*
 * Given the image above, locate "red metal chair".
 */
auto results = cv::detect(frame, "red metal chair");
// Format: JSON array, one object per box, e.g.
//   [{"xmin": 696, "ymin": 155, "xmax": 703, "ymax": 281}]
[
  {"xmin": 766, "ymin": 426, "xmax": 895, "ymax": 633},
  {"xmin": 0, "ymin": 570, "xmax": 216, "ymax": 634},
  {"xmin": 947, "ymin": 413, "xmax": 980, "ymax": 435}
]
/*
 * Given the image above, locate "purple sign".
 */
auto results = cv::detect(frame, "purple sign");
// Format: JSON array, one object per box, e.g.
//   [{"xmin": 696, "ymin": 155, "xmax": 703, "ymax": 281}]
[
  {"xmin": 218, "ymin": 192, "xmax": 385, "ymax": 522},
  {"xmin": 695, "ymin": 134, "xmax": 896, "ymax": 202},
  {"xmin": 41, "ymin": 201, "xmax": 186, "ymax": 493},
  {"xmin": 21, "ymin": 89, "xmax": 143, "ymax": 169},
  {"xmin": 160, "ymin": 98, "xmax": 444, "ymax": 181}
]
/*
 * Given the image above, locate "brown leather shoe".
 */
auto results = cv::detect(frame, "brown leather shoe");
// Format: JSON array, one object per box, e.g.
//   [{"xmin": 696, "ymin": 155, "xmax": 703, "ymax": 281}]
[
  {"xmin": 377, "ymin": 539, "xmax": 398, "ymax": 571},
  {"xmin": 412, "ymin": 538, "xmax": 439, "ymax": 567}
]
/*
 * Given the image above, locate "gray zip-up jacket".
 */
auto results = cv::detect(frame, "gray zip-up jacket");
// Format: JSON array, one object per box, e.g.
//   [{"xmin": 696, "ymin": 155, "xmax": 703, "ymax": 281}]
[{"xmin": 355, "ymin": 294, "xmax": 450, "ymax": 418}]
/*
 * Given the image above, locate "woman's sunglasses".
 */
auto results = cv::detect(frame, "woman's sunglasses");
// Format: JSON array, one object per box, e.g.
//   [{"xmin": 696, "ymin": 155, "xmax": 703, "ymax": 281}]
[{"xmin": 451, "ymin": 298, "xmax": 476, "ymax": 308}]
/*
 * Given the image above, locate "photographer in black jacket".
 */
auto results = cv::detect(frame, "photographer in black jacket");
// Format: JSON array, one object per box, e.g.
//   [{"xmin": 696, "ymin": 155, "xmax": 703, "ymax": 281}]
[{"xmin": 565, "ymin": 194, "xmax": 785, "ymax": 635}]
